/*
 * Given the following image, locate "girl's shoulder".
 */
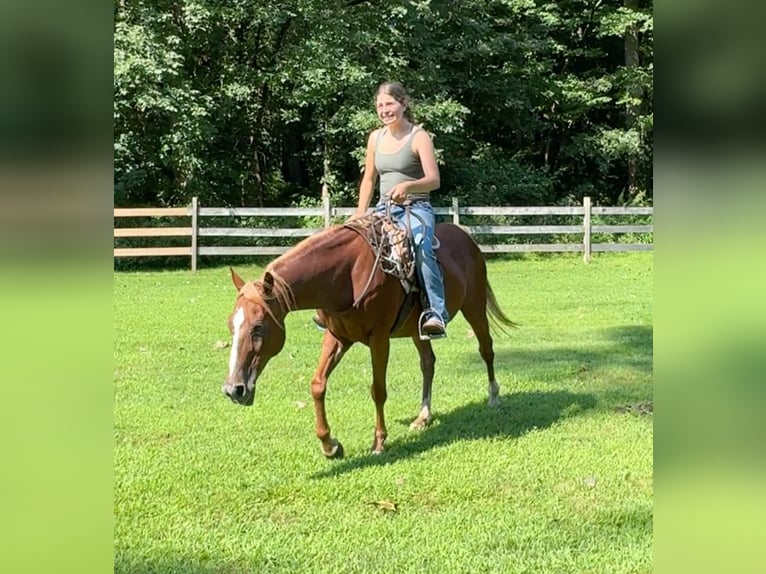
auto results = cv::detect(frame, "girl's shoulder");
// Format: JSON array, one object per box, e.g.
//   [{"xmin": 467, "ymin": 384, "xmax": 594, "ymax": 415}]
[
  {"xmin": 370, "ymin": 127, "xmax": 387, "ymax": 142},
  {"xmin": 411, "ymin": 125, "xmax": 434, "ymax": 146},
  {"xmin": 413, "ymin": 125, "xmax": 432, "ymax": 138},
  {"xmin": 367, "ymin": 127, "xmax": 384, "ymax": 149}
]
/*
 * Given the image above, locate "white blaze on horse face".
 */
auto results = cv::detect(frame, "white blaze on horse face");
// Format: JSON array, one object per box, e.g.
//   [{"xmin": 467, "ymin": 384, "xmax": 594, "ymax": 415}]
[{"xmin": 228, "ymin": 307, "xmax": 245, "ymax": 377}]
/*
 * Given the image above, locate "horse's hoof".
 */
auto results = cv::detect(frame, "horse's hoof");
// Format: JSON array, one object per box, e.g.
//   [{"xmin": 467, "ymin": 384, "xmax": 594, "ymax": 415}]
[
  {"xmin": 322, "ymin": 439, "xmax": 344, "ymax": 459},
  {"xmin": 409, "ymin": 417, "xmax": 431, "ymax": 431}
]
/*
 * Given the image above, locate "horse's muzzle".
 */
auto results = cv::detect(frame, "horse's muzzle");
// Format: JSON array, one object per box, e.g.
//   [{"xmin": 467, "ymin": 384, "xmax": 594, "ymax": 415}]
[{"xmin": 222, "ymin": 382, "xmax": 255, "ymax": 406}]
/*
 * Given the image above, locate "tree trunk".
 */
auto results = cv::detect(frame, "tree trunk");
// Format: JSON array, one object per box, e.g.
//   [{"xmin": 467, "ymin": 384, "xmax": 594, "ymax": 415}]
[
  {"xmin": 321, "ymin": 130, "xmax": 330, "ymax": 201},
  {"xmin": 248, "ymin": 19, "xmax": 293, "ymax": 207},
  {"xmin": 624, "ymin": 0, "xmax": 641, "ymax": 199}
]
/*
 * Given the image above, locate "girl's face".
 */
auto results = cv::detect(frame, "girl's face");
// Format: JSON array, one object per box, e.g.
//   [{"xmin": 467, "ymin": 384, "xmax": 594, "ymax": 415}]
[{"xmin": 376, "ymin": 93, "xmax": 406, "ymax": 125}]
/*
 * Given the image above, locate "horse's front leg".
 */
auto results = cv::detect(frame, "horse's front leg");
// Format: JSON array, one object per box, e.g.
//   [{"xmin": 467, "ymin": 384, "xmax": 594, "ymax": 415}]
[
  {"xmin": 369, "ymin": 335, "xmax": 391, "ymax": 454},
  {"xmin": 409, "ymin": 334, "xmax": 435, "ymax": 430},
  {"xmin": 311, "ymin": 330, "xmax": 350, "ymax": 458}
]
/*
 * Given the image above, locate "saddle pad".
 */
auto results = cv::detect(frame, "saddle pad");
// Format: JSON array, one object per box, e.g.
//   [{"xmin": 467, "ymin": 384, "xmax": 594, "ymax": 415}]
[{"xmin": 344, "ymin": 213, "xmax": 417, "ymax": 286}]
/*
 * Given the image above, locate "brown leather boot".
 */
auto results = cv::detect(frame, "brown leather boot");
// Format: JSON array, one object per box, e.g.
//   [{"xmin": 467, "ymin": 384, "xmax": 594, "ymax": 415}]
[{"xmin": 422, "ymin": 313, "xmax": 446, "ymax": 336}]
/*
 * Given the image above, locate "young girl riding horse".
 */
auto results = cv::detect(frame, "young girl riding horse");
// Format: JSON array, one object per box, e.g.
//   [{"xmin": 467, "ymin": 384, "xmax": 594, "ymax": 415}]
[{"xmin": 348, "ymin": 81, "xmax": 448, "ymax": 338}]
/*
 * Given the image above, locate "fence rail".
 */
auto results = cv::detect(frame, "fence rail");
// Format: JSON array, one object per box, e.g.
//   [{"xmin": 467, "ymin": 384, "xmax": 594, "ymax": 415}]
[{"xmin": 114, "ymin": 196, "xmax": 652, "ymax": 270}]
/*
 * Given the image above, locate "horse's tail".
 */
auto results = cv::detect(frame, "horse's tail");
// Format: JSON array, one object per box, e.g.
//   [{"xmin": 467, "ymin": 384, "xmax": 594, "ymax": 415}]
[{"xmin": 486, "ymin": 281, "xmax": 520, "ymax": 335}]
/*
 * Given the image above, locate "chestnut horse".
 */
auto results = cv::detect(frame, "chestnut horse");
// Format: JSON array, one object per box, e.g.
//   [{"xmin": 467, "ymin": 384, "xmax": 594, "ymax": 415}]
[{"xmin": 223, "ymin": 220, "xmax": 516, "ymax": 458}]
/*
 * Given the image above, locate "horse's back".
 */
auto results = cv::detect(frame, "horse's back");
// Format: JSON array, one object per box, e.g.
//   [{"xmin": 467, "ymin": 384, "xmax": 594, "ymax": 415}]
[
  {"xmin": 433, "ymin": 223, "xmax": 488, "ymax": 308},
  {"xmin": 434, "ymin": 223, "xmax": 486, "ymax": 273}
]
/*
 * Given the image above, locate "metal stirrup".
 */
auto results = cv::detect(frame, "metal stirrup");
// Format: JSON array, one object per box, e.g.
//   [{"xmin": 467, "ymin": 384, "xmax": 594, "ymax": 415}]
[{"xmin": 418, "ymin": 308, "xmax": 447, "ymax": 341}]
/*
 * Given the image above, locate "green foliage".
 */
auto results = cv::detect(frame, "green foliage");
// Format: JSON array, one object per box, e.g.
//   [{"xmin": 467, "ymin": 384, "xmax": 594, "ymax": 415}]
[
  {"xmin": 114, "ymin": 0, "xmax": 653, "ymax": 209},
  {"xmin": 598, "ymin": 6, "xmax": 654, "ymax": 38},
  {"xmin": 447, "ymin": 143, "xmax": 555, "ymax": 206}
]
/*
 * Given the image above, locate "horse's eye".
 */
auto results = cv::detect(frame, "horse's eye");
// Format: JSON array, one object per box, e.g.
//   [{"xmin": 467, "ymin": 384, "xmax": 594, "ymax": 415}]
[{"xmin": 251, "ymin": 324, "xmax": 264, "ymax": 339}]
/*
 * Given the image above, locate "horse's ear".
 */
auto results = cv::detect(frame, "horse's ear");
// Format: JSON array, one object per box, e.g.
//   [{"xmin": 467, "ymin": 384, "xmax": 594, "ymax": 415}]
[
  {"xmin": 230, "ymin": 268, "xmax": 245, "ymax": 291},
  {"xmin": 262, "ymin": 271, "xmax": 274, "ymax": 296}
]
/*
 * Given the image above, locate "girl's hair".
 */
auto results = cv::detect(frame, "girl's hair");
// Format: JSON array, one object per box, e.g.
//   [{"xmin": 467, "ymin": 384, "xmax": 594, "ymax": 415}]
[{"xmin": 376, "ymin": 81, "xmax": 415, "ymax": 123}]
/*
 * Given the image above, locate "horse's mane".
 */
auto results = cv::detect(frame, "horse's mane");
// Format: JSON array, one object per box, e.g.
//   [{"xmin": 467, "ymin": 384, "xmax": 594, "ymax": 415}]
[
  {"xmin": 240, "ymin": 225, "xmax": 357, "ymax": 328},
  {"xmin": 240, "ymin": 271, "xmax": 296, "ymax": 329}
]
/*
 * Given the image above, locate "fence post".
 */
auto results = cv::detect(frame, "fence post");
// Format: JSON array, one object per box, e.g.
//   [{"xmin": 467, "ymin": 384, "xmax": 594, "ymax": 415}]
[
  {"xmin": 452, "ymin": 196, "xmax": 460, "ymax": 225},
  {"xmin": 323, "ymin": 195, "xmax": 331, "ymax": 228},
  {"xmin": 191, "ymin": 196, "xmax": 199, "ymax": 272},
  {"xmin": 583, "ymin": 196, "xmax": 592, "ymax": 263}
]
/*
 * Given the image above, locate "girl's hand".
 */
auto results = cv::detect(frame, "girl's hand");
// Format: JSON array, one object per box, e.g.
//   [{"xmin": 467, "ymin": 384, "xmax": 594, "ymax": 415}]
[{"xmin": 388, "ymin": 183, "xmax": 409, "ymax": 204}]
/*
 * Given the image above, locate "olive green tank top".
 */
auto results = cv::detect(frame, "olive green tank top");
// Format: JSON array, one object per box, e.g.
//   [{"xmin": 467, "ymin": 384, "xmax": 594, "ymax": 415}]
[{"xmin": 374, "ymin": 126, "xmax": 431, "ymax": 203}]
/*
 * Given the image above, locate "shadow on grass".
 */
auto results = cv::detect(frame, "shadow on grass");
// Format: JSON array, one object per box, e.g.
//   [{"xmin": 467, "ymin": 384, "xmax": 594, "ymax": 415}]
[
  {"xmin": 114, "ymin": 557, "xmax": 213, "ymax": 574},
  {"xmin": 310, "ymin": 325, "xmax": 651, "ymax": 479},
  {"xmin": 311, "ymin": 389, "xmax": 596, "ymax": 479},
  {"xmin": 491, "ymin": 324, "xmax": 653, "ymax": 375},
  {"xmin": 114, "ymin": 555, "xmax": 291, "ymax": 574}
]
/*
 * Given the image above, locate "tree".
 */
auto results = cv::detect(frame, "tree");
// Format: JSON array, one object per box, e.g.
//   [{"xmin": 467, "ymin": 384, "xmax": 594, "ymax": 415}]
[{"xmin": 114, "ymin": 0, "xmax": 653, "ymax": 208}]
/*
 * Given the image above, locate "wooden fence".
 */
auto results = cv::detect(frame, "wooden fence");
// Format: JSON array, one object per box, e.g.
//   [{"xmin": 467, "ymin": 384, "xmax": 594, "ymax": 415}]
[{"xmin": 114, "ymin": 196, "xmax": 652, "ymax": 271}]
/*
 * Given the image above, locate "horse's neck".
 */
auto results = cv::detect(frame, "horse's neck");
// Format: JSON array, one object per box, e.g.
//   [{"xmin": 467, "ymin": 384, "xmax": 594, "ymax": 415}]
[
  {"xmin": 272, "ymin": 260, "xmax": 352, "ymax": 312},
  {"xmin": 270, "ymin": 228, "xmax": 358, "ymax": 312}
]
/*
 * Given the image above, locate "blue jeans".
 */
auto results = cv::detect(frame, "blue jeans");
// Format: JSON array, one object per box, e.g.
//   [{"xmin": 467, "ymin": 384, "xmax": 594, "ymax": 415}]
[{"xmin": 375, "ymin": 201, "xmax": 449, "ymax": 323}]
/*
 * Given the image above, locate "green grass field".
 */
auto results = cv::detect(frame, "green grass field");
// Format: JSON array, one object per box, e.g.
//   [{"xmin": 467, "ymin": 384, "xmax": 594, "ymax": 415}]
[{"xmin": 114, "ymin": 253, "xmax": 653, "ymax": 574}]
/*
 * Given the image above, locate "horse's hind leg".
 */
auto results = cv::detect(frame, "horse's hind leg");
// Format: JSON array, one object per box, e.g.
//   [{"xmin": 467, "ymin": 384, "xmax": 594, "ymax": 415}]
[
  {"xmin": 368, "ymin": 334, "xmax": 391, "ymax": 454},
  {"xmin": 311, "ymin": 330, "xmax": 351, "ymax": 458},
  {"xmin": 409, "ymin": 335, "xmax": 435, "ymax": 430},
  {"xmin": 461, "ymin": 297, "xmax": 501, "ymax": 407}
]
